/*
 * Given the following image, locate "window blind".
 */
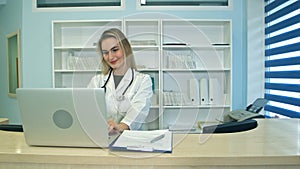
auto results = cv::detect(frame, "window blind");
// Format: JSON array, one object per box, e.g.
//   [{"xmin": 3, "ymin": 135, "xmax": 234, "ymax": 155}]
[{"xmin": 264, "ymin": 0, "xmax": 300, "ymax": 118}]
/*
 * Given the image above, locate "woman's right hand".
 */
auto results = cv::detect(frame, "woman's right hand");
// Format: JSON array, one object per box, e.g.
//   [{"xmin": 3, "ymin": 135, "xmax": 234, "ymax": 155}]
[{"xmin": 107, "ymin": 119, "xmax": 129, "ymax": 135}]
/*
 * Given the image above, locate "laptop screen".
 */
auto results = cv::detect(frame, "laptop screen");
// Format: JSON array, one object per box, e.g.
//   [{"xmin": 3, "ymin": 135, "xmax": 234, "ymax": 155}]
[{"xmin": 16, "ymin": 88, "xmax": 112, "ymax": 147}]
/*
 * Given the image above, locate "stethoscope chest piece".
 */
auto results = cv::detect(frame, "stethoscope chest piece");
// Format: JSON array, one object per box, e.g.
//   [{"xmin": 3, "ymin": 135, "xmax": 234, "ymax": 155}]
[{"xmin": 116, "ymin": 95, "xmax": 125, "ymax": 101}]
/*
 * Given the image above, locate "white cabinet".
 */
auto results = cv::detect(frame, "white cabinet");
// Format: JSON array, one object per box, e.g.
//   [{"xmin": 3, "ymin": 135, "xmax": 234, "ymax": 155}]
[
  {"xmin": 52, "ymin": 19, "xmax": 231, "ymax": 132},
  {"xmin": 160, "ymin": 20, "xmax": 231, "ymax": 132}
]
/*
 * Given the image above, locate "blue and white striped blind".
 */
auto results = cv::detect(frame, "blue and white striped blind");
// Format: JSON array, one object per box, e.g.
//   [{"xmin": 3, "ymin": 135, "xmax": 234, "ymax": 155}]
[{"xmin": 264, "ymin": 0, "xmax": 300, "ymax": 118}]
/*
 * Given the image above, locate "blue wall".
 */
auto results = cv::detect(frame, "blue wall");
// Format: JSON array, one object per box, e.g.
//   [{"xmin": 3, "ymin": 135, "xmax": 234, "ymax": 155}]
[
  {"xmin": 0, "ymin": 0, "xmax": 247, "ymax": 124},
  {"xmin": 0, "ymin": 0, "xmax": 23, "ymax": 124}
]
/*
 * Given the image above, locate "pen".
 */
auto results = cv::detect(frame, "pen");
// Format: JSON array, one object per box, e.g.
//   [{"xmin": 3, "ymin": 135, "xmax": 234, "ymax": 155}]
[{"xmin": 150, "ymin": 134, "xmax": 165, "ymax": 143}]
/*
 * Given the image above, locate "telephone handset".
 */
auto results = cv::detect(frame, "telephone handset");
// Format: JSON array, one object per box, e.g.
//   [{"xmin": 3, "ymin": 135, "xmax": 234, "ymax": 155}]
[
  {"xmin": 228, "ymin": 110, "xmax": 264, "ymax": 122},
  {"xmin": 224, "ymin": 98, "xmax": 268, "ymax": 123},
  {"xmin": 246, "ymin": 98, "xmax": 269, "ymax": 113}
]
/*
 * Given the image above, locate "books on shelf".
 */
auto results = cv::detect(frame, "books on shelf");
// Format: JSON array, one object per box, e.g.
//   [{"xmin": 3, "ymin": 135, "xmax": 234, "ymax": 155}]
[
  {"xmin": 65, "ymin": 55, "xmax": 100, "ymax": 70},
  {"xmin": 130, "ymin": 40, "xmax": 157, "ymax": 46}
]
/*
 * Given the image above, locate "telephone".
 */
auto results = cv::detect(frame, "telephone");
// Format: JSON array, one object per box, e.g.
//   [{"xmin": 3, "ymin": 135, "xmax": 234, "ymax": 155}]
[{"xmin": 223, "ymin": 98, "xmax": 268, "ymax": 123}]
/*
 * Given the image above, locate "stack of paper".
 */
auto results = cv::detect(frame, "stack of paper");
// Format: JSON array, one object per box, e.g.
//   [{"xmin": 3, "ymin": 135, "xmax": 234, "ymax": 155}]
[
  {"xmin": 110, "ymin": 130, "xmax": 172, "ymax": 153},
  {"xmin": 169, "ymin": 123, "xmax": 196, "ymax": 132}
]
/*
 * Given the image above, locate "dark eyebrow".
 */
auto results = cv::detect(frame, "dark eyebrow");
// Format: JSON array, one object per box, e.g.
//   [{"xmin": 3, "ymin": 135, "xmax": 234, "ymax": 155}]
[
  {"xmin": 102, "ymin": 45, "xmax": 119, "ymax": 52},
  {"xmin": 110, "ymin": 46, "xmax": 119, "ymax": 50}
]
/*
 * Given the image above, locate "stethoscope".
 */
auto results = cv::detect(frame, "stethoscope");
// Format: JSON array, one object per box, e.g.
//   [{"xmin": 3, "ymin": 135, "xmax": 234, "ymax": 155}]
[{"xmin": 101, "ymin": 68, "xmax": 134, "ymax": 101}]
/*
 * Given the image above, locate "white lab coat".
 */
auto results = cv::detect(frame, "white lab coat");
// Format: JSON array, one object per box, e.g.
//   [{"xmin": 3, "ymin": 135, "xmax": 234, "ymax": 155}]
[{"xmin": 87, "ymin": 69, "xmax": 153, "ymax": 130}]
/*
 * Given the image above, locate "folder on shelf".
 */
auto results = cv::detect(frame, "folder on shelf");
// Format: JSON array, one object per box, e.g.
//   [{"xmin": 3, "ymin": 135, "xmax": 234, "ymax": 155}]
[
  {"xmin": 200, "ymin": 78, "xmax": 209, "ymax": 105},
  {"xmin": 188, "ymin": 78, "xmax": 200, "ymax": 105},
  {"xmin": 110, "ymin": 130, "xmax": 172, "ymax": 153},
  {"xmin": 209, "ymin": 78, "xmax": 219, "ymax": 105}
]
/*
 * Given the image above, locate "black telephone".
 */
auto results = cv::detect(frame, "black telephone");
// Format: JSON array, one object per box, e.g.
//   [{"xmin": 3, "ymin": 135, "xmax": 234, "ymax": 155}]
[{"xmin": 223, "ymin": 98, "xmax": 268, "ymax": 122}]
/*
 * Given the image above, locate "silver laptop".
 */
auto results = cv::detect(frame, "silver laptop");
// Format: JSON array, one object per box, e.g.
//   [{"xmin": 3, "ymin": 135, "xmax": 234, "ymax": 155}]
[{"xmin": 16, "ymin": 88, "xmax": 116, "ymax": 148}]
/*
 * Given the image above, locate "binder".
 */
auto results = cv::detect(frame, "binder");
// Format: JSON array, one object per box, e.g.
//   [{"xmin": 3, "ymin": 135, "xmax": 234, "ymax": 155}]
[
  {"xmin": 209, "ymin": 78, "xmax": 219, "ymax": 105},
  {"xmin": 188, "ymin": 78, "xmax": 200, "ymax": 105},
  {"xmin": 110, "ymin": 130, "xmax": 172, "ymax": 153},
  {"xmin": 200, "ymin": 78, "xmax": 209, "ymax": 105}
]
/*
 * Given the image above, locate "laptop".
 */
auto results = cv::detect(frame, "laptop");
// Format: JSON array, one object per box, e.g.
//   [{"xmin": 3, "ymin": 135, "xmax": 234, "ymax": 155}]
[{"xmin": 16, "ymin": 88, "xmax": 117, "ymax": 148}]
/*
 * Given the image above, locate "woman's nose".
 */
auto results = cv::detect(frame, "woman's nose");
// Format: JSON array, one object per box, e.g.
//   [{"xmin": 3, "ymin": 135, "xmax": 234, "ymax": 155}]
[{"xmin": 108, "ymin": 51, "xmax": 115, "ymax": 60}]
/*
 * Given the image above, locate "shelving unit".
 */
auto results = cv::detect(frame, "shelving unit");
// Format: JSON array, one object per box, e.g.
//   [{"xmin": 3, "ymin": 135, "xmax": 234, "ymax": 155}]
[
  {"xmin": 52, "ymin": 20, "xmax": 122, "ymax": 88},
  {"xmin": 52, "ymin": 19, "xmax": 232, "ymax": 132}
]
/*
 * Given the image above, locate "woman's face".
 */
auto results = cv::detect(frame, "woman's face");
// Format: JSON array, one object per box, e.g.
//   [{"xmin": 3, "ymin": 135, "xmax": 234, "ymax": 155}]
[{"xmin": 101, "ymin": 37, "xmax": 125, "ymax": 70}]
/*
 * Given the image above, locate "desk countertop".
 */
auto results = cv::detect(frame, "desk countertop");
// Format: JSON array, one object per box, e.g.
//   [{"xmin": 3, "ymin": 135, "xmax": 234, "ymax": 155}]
[
  {"xmin": 0, "ymin": 118, "xmax": 8, "ymax": 124},
  {"xmin": 0, "ymin": 119, "xmax": 299, "ymax": 169}
]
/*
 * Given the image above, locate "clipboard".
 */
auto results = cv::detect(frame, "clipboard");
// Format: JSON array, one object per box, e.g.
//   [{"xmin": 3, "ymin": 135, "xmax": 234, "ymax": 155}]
[{"xmin": 109, "ymin": 130, "xmax": 172, "ymax": 153}]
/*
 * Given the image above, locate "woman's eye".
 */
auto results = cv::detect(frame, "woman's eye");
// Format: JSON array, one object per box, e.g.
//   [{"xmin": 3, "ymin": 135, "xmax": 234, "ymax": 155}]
[{"xmin": 112, "ymin": 48, "xmax": 119, "ymax": 52}]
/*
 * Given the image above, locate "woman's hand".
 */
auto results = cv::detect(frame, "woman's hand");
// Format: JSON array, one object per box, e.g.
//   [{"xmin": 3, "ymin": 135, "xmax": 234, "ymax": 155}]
[{"xmin": 107, "ymin": 119, "xmax": 129, "ymax": 135}]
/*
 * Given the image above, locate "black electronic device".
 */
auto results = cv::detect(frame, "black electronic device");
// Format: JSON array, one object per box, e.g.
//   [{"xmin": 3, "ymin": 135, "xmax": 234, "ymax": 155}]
[
  {"xmin": 0, "ymin": 124, "xmax": 23, "ymax": 132},
  {"xmin": 223, "ymin": 98, "xmax": 268, "ymax": 123},
  {"xmin": 202, "ymin": 119, "xmax": 257, "ymax": 133}
]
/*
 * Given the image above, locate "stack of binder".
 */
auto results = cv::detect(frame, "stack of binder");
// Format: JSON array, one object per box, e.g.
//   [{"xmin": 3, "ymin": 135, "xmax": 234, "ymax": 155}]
[{"xmin": 188, "ymin": 78, "xmax": 221, "ymax": 105}]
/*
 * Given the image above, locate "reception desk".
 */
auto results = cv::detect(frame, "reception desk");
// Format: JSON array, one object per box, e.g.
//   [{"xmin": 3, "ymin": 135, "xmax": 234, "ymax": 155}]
[
  {"xmin": 0, "ymin": 118, "xmax": 8, "ymax": 124},
  {"xmin": 0, "ymin": 119, "xmax": 299, "ymax": 169}
]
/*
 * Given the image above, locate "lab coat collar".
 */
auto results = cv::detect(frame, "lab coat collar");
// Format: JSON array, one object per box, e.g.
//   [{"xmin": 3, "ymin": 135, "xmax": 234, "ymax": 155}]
[{"xmin": 115, "ymin": 68, "xmax": 134, "ymax": 93}]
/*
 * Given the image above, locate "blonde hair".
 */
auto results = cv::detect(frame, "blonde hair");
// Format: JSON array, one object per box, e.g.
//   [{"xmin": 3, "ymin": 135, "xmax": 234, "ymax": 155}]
[{"xmin": 97, "ymin": 28, "xmax": 136, "ymax": 75}]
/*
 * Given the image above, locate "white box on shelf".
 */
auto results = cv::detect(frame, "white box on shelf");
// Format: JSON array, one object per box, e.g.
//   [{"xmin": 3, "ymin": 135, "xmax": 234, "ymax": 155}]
[
  {"xmin": 209, "ymin": 78, "xmax": 218, "ymax": 105},
  {"xmin": 200, "ymin": 78, "xmax": 209, "ymax": 105},
  {"xmin": 188, "ymin": 78, "xmax": 200, "ymax": 105}
]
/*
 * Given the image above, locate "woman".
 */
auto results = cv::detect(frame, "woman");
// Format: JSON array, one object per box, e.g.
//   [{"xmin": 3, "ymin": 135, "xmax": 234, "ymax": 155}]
[{"xmin": 88, "ymin": 28, "xmax": 153, "ymax": 134}]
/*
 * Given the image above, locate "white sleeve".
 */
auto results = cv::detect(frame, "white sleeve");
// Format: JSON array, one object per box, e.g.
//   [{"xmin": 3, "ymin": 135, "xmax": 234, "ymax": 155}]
[{"xmin": 121, "ymin": 74, "xmax": 153, "ymax": 130}]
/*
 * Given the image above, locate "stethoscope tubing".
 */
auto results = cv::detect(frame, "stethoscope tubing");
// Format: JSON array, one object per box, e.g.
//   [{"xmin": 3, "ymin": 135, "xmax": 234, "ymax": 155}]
[{"xmin": 101, "ymin": 68, "xmax": 134, "ymax": 101}]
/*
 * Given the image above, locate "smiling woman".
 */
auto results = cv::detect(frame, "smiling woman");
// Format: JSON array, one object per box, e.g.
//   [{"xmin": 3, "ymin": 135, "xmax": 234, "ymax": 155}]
[{"xmin": 6, "ymin": 30, "xmax": 21, "ymax": 98}]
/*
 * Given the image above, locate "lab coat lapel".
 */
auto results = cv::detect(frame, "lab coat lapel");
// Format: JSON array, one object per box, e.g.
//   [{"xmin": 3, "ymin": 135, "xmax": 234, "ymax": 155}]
[
  {"xmin": 104, "ymin": 73, "xmax": 116, "ymax": 94},
  {"xmin": 115, "ymin": 68, "xmax": 132, "ymax": 94}
]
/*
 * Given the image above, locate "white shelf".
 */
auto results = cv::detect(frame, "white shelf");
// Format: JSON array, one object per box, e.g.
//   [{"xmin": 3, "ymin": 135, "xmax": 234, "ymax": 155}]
[
  {"xmin": 52, "ymin": 19, "xmax": 232, "ymax": 131},
  {"xmin": 54, "ymin": 70, "xmax": 101, "ymax": 73},
  {"xmin": 54, "ymin": 46, "xmax": 97, "ymax": 49},
  {"xmin": 150, "ymin": 105, "xmax": 160, "ymax": 109},
  {"xmin": 162, "ymin": 45, "xmax": 231, "ymax": 49},
  {"xmin": 163, "ymin": 105, "xmax": 231, "ymax": 109},
  {"xmin": 132, "ymin": 45, "xmax": 159, "ymax": 48},
  {"xmin": 162, "ymin": 69, "xmax": 230, "ymax": 72},
  {"xmin": 137, "ymin": 69, "xmax": 159, "ymax": 72}
]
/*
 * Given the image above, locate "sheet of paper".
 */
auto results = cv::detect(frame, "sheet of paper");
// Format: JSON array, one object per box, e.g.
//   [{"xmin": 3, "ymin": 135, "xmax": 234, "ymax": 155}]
[{"xmin": 111, "ymin": 129, "xmax": 172, "ymax": 152}]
